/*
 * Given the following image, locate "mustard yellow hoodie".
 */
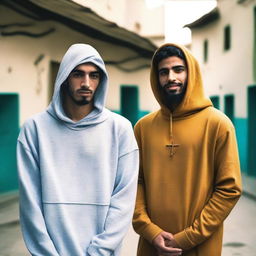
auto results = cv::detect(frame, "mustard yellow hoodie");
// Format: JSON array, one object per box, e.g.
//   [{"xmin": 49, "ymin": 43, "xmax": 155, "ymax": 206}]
[{"xmin": 132, "ymin": 43, "xmax": 242, "ymax": 256}]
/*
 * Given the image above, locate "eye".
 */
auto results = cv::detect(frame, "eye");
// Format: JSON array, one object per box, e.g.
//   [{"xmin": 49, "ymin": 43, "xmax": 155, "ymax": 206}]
[
  {"xmin": 159, "ymin": 69, "xmax": 169, "ymax": 76},
  {"xmin": 174, "ymin": 66, "xmax": 185, "ymax": 73},
  {"xmin": 90, "ymin": 72, "xmax": 100, "ymax": 80},
  {"xmin": 71, "ymin": 71, "xmax": 83, "ymax": 78}
]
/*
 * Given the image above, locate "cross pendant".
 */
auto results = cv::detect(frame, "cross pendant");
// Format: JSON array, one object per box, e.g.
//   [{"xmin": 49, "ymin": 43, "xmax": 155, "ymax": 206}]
[{"xmin": 166, "ymin": 142, "xmax": 180, "ymax": 157}]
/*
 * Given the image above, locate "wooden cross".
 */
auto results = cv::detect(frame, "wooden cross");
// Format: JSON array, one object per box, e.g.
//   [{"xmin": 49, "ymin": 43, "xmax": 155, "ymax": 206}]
[{"xmin": 166, "ymin": 141, "xmax": 180, "ymax": 157}]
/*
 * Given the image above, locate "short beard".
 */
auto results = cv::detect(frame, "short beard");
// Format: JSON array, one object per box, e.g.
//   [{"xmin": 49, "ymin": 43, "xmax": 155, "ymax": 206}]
[
  {"xmin": 159, "ymin": 85, "xmax": 186, "ymax": 111},
  {"xmin": 62, "ymin": 82, "xmax": 90, "ymax": 106},
  {"xmin": 69, "ymin": 95, "xmax": 90, "ymax": 106}
]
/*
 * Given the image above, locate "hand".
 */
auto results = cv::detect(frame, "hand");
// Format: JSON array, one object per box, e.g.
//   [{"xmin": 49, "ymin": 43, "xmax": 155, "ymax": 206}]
[{"xmin": 152, "ymin": 231, "xmax": 182, "ymax": 256}]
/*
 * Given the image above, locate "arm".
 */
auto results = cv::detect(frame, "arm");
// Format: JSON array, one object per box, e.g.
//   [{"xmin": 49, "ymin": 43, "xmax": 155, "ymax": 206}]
[
  {"xmin": 133, "ymin": 155, "xmax": 181, "ymax": 254},
  {"xmin": 173, "ymin": 128, "xmax": 242, "ymax": 250},
  {"xmin": 87, "ymin": 149, "xmax": 139, "ymax": 256},
  {"xmin": 17, "ymin": 140, "xmax": 60, "ymax": 255},
  {"xmin": 132, "ymin": 166, "xmax": 163, "ymax": 242},
  {"xmin": 132, "ymin": 123, "xmax": 163, "ymax": 243}
]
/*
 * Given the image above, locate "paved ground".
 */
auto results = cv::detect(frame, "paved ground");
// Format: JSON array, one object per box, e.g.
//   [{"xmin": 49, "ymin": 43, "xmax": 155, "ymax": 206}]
[{"xmin": 0, "ymin": 193, "xmax": 255, "ymax": 256}]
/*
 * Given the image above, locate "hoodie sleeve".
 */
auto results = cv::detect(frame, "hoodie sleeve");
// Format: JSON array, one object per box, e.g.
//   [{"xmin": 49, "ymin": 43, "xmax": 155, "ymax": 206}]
[
  {"xmin": 132, "ymin": 122, "xmax": 163, "ymax": 242},
  {"xmin": 173, "ymin": 126, "xmax": 242, "ymax": 250},
  {"xmin": 17, "ymin": 126, "xmax": 60, "ymax": 256},
  {"xmin": 87, "ymin": 124, "xmax": 139, "ymax": 256}
]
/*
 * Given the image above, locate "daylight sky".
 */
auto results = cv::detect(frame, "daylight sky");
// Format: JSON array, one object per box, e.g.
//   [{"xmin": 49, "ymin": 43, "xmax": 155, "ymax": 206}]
[{"xmin": 164, "ymin": 0, "xmax": 217, "ymax": 44}]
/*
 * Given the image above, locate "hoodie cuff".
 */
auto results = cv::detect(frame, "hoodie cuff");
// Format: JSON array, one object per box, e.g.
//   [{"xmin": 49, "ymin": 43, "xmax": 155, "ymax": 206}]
[
  {"xmin": 87, "ymin": 245, "xmax": 111, "ymax": 256},
  {"xmin": 140, "ymin": 224, "xmax": 163, "ymax": 243},
  {"xmin": 174, "ymin": 230, "xmax": 193, "ymax": 250}
]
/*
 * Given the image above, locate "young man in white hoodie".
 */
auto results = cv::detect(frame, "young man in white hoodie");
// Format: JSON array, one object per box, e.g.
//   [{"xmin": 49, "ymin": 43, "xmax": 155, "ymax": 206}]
[{"xmin": 17, "ymin": 44, "xmax": 139, "ymax": 256}]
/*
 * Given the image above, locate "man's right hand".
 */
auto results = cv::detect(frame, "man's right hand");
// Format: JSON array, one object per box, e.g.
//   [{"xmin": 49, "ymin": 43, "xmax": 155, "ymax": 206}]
[{"xmin": 152, "ymin": 231, "xmax": 182, "ymax": 256}]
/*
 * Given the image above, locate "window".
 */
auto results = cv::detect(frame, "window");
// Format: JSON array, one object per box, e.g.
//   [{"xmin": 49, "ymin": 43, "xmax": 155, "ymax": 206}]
[
  {"xmin": 224, "ymin": 94, "xmax": 234, "ymax": 123},
  {"xmin": 203, "ymin": 39, "xmax": 208, "ymax": 63},
  {"xmin": 224, "ymin": 25, "xmax": 231, "ymax": 51}
]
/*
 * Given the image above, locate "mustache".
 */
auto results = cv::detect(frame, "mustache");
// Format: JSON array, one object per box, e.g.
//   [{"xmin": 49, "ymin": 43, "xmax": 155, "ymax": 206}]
[
  {"xmin": 77, "ymin": 88, "xmax": 93, "ymax": 93},
  {"xmin": 163, "ymin": 82, "xmax": 183, "ymax": 89}
]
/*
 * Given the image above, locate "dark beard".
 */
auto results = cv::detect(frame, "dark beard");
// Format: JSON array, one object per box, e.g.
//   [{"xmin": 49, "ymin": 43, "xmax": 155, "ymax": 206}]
[
  {"xmin": 159, "ymin": 86, "xmax": 185, "ymax": 111},
  {"xmin": 63, "ymin": 82, "xmax": 90, "ymax": 106},
  {"xmin": 69, "ymin": 95, "xmax": 90, "ymax": 106}
]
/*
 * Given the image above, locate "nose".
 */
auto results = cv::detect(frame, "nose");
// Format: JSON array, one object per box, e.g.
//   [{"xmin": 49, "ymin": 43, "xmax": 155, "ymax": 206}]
[
  {"xmin": 82, "ymin": 74, "xmax": 91, "ymax": 88},
  {"xmin": 168, "ymin": 70, "xmax": 176, "ymax": 81}
]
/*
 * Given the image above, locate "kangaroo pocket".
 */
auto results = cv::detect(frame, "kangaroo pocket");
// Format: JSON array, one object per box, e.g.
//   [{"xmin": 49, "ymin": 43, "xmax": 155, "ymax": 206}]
[{"xmin": 43, "ymin": 203, "xmax": 109, "ymax": 256}]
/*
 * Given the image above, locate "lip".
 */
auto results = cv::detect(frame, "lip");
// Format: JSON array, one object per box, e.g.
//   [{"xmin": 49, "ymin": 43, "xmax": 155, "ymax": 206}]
[
  {"xmin": 166, "ymin": 85, "xmax": 180, "ymax": 91},
  {"xmin": 78, "ymin": 90, "xmax": 92, "ymax": 96}
]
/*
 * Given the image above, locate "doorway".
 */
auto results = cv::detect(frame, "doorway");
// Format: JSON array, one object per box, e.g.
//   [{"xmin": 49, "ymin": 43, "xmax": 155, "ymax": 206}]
[
  {"xmin": 210, "ymin": 95, "xmax": 220, "ymax": 109},
  {"xmin": 224, "ymin": 94, "xmax": 234, "ymax": 123},
  {"xmin": 0, "ymin": 93, "xmax": 19, "ymax": 193},
  {"xmin": 120, "ymin": 85, "xmax": 139, "ymax": 126},
  {"xmin": 248, "ymin": 86, "xmax": 256, "ymax": 176}
]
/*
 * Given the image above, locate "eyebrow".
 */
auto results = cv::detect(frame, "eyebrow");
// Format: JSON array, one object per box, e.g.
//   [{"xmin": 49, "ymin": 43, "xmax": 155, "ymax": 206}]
[
  {"xmin": 71, "ymin": 69, "xmax": 100, "ymax": 74},
  {"xmin": 158, "ymin": 65, "xmax": 186, "ymax": 71}
]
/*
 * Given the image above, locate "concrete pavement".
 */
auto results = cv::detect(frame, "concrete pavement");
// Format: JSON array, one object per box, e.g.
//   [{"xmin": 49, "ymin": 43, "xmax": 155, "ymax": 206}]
[{"xmin": 0, "ymin": 193, "xmax": 255, "ymax": 256}]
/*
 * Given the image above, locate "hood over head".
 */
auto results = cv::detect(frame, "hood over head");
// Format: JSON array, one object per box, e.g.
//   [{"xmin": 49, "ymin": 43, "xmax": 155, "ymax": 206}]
[
  {"xmin": 150, "ymin": 43, "xmax": 212, "ymax": 117},
  {"xmin": 47, "ymin": 43, "xmax": 110, "ymax": 129}
]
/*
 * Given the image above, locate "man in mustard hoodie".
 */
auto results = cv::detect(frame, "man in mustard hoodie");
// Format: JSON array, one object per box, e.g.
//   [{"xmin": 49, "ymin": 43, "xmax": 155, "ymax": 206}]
[{"xmin": 132, "ymin": 43, "xmax": 242, "ymax": 256}]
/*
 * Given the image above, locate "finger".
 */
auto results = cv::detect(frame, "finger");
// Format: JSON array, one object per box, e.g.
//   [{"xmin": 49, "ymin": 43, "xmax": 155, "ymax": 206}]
[
  {"xmin": 162, "ymin": 232, "xmax": 174, "ymax": 240},
  {"xmin": 159, "ymin": 253, "xmax": 182, "ymax": 256},
  {"xmin": 161, "ymin": 247, "xmax": 182, "ymax": 253}
]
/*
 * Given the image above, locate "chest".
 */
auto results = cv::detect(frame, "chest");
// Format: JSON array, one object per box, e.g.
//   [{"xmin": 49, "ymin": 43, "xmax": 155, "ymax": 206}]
[{"xmin": 141, "ymin": 116, "xmax": 217, "ymax": 158}]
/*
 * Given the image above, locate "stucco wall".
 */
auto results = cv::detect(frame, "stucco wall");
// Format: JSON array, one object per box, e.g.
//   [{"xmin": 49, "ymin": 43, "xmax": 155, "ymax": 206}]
[
  {"xmin": 0, "ymin": 4, "xmax": 158, "ymax": 126},
  {"xmin": 190, "ymin": 0, "xmax": 254, "ymax": 118}
]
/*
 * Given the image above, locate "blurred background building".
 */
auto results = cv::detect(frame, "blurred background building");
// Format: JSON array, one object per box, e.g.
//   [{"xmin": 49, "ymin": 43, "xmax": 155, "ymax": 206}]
[
  {"xmin": 186, "ymin": 0, "xmax": 256, "ymax": 198},
  {"xmin": 0, "ymin": 0, "xmax": 256, "ymax": 255},
  {"xmin": 0, "ymin": 0, "xmax": 164, "ymax": 195},
  {"xmin": 1, "ymin": 0, "xmax": 255, "ymax": 200}
]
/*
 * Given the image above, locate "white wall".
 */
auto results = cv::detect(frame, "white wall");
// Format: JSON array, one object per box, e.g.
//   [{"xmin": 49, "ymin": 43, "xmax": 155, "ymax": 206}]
[
  {"xmin": 0, "ymin": 4, "xmax": 158, "ymax": 125},
  {"xmin": 106, "ymin": 65, "xmax": 159, "ymax": 112},
  {"xmin": 190, "ymin": 0, "xmax": 254, "ymax": 117},
  {"xmin": 73, "ymin": 0, "xmax": 164, "ymax": 44}
]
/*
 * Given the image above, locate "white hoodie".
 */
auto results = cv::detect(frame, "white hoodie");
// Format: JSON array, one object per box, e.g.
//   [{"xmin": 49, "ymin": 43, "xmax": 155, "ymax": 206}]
[{"xmin": 17, "ymin": 44, "xmax": 139, "ymax": 256}]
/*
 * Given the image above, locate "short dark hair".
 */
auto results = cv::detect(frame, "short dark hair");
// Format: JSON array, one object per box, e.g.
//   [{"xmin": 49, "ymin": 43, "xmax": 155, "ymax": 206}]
[{"xmin": 153, "ymin": 45, "xmax": 186, "ymax": 67}]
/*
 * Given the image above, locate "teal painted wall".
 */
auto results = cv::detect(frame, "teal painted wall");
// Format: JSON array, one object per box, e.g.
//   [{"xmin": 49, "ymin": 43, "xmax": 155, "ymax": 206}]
[
  {"xmin": 0, "ymin": 93, "xmax": 19, "ymax": 193},
  {"xmin": 234, "ymin": 118, "xmax": 247, "ymax": 174},
  {"xmin": 119, "ymin": 85, "xmax": 149, "ymax": 126}
]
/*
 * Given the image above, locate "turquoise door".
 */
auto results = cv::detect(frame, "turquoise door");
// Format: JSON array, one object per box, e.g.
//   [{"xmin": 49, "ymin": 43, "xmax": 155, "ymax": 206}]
[
  {"xmin": 224, "ymin": 94, "xmax": 234, "ymax": 123},
  {"xmin": 0, "ymin": 93, "xmax": 19, "ymax": 193},
  {"xmin": 210, "ymin": 95, "xmax": 220, "ymax": 109},
  {"xmin": 248, "ymin": 86, "xmax": 256, "ymax": 177},
  {"xmin": 121, "ymin": 85, "xmax": 139, "ymax": 126}
]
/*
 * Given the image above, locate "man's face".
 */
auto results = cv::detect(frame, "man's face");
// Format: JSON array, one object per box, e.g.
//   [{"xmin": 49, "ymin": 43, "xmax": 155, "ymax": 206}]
[
  {"xmin": 158, "ymin": 56, "xmax": 187, "ymax": 96},
  {"xmin": 65, "ymin": 63, "xmax": 100, "ymax": 106}
]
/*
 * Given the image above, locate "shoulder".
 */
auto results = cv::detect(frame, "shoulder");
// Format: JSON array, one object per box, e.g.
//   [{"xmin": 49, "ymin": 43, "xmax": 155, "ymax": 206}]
[
  {"xmin": 204, "ymin": 107, "xmax": 235, "ymax": 138},
  {"xmin": 18, "ymin": 111, "xmax": 48, "ymax": 141},
  {"xmin": 107, "ymin": 111, "xmax": 133, "ymax": 131},
  {"xmin": 106, "ymin": 111, "xmax": 138, "ymax": 153},
  {"xmin": 134, "ymin": 110, "xmax": 159, "ymax": 131},
  {"xmin": 206, "ymin": 107, "xmax": 233, "ymax": 127}
]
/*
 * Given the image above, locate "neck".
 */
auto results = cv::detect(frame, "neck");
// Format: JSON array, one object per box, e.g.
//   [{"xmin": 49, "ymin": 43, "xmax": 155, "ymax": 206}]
[{"xmin": 62, "ymin": 94, "xmax": 94, "ymax": 122}]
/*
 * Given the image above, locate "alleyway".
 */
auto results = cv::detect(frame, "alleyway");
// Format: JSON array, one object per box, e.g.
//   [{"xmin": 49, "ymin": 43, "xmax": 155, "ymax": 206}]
[{"xmin": 0, "ymin": 194, "xmax": 255, "ymax": 256}]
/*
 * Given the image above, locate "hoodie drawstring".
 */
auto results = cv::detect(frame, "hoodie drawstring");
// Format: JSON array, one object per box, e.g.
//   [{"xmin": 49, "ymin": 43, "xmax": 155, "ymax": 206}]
[{"xmin": 166, "ymin": 113, "xmax": 180, "ymax": 157}]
